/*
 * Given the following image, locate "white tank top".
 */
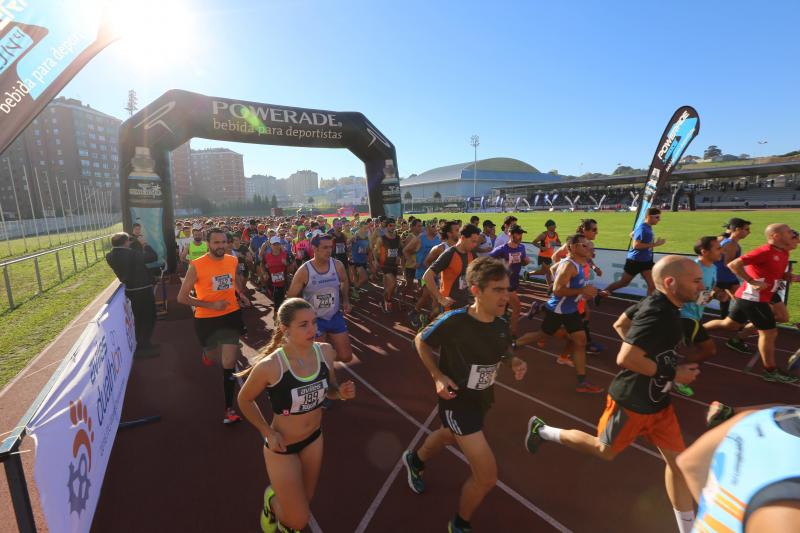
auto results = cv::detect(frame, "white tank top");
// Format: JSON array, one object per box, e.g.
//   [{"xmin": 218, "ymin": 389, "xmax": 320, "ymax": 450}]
[{"xmin": 302, "ymin": 258, "xmax": 341, "ymax": 320}]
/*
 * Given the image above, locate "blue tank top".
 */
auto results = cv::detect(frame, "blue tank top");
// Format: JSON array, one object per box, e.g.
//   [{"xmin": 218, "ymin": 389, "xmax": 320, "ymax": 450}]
[
  {"xmin": 545, "ymin": 259, "xmax": 585, "ymax": 314},
  {"xmin": 694, "ymin": 406, "xmax": 800, "ymax": 533},
  {"xmin": 351, "ymin": 235, "xmax": 370, "ymax": 264},
  {"xmin": 715, "ymin": 237, "xmax": 741, "ymax": 283},
  {"xmin": 416, "ymin": 233, "xmax": 441, "ymax": 278}
]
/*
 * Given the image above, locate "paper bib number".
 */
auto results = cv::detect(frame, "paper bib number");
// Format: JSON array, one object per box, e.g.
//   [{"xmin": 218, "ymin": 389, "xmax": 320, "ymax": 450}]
[
  {"xmin": 212, "ymin": 274, "xmax": 233, "ymax": 291},
  {"xmin": 387, "ymin": 248, "xmax": 398, "ymax": 258},
  {"xmin": 466, "ymin": 364, "xmax": 499, "ymax": 390},
  {"xmin": 289, "ymin": 379, "xmax": 328, "ymax": 413},
  {"xmin": 314, "ymin": 289, "xmax": 336, "ymax": 309},
  {"xmin": 271, "ymin": 271, "xmax": 285, "ymax": 283},
  {"xmin": 336, "ymin": 243, "xmax": 346, "ymax": 254}
]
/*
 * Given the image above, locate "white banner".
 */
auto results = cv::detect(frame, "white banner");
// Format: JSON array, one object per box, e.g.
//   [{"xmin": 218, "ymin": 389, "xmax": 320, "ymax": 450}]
[{"xmin": 28, "ymin": 287, "xmax": 136, "ymax": 533}]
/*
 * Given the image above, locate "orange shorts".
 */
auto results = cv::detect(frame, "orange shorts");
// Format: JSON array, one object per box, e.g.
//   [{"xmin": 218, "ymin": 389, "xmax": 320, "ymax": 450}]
[{"xmin": 596, "ymin": 395, "xmax": 685, "ymax": 453}]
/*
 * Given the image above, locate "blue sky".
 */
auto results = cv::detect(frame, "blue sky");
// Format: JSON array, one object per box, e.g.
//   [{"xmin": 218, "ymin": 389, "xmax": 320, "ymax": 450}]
[{"xmin": 61, "ymin": 0, "xmax": 800, "ymax": 180}]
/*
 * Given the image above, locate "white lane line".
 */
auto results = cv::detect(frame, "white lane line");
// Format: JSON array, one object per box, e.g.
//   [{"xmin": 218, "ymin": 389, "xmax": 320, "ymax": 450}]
[
  {"xmin": 353, "ymin": 407, "xmax": 439, "ymax": 533},
  {"xmin": 339, "ymin": 363, "xmax": 572, "ymax": 532},
  {"xmin": 308, "ymin": 514, "xmax": 323, "ymax": 533}
]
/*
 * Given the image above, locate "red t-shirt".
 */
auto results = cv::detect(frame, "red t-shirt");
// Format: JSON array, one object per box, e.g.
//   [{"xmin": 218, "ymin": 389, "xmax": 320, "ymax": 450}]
[
  {"xmin": 264, "ymin": 250, "xmax": 288, "ymax": 287},
  {"xmin": 734, "ymin": 244, "xmax": 789, "ymax": 303}
]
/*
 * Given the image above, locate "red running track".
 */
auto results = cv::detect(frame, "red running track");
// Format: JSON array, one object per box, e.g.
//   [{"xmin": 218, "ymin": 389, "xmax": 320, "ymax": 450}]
[{"xmin": 86, "ymin": 279, "xmax": 799, "ymax": 533}]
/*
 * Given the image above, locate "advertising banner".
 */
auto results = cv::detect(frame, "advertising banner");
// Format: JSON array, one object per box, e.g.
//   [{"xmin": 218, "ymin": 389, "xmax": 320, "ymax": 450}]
[
  {"xmin": 630, "ymin": 107, "xmax": 700, "ymax": 238},
  {"xmin": 0, "ymin": 1, "xmax": 117, "ymax": 155},
  {"xmin": 27, "ymin": 287, "xmax": 136, "ymax": 533}
]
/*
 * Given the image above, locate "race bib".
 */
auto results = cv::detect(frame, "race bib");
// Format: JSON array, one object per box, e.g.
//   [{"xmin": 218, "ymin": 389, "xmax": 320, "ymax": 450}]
[
  {"xmin": 336, "ymin": 243, "xmax": 346, "ymax": 255},
  {"xmin": 271, "ymin": 271, "xmax": 285, "ymax": 283},
  {"xmin": 357, "ymin": 245, "xmax": 366, "ymax": 254},
  {"xmin": 212, "ymin": 274, "xmax": 233, "ymax": 291},
  {"xmin": 289, "ymin": 379, "xmax": 328, "ymax": 413},
  {"xmin": 314, "ymin": 289, "xmax": 336, "ymax": 310},
  {"xmin": 297, "ymin": 249, "xmax": 305, "ymax": 259},
  {"xmin": 466, "ymin": 364, "xmax": 499, "ymax": 390},
  {"xmin": 387, "ymin": 248, "xmax": 398, "ymax": 258},
  {"xmin": 508, "ymin": 252, "xmax": 522, "ymax": 264},
  {"xmin": 696, "ymin": 289, "xmax": 714, "ymax": 306},
  {"xmin": 550, "ymin": 242, "xmax": 560, "ymax": 249},
  {"xmin": 741, "ymin": 278, "xmax": 764, "ymax": 301},
  {"xmin": 458, "ymin": 276, "xmax": 467, "ymax": 290}
]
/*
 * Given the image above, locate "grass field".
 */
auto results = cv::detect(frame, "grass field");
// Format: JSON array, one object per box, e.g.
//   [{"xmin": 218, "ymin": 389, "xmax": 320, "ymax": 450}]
[
  {"xmin": 0, "ymin": 221, "xmax": 122, "ymax": 261},
  {"xmin": 414, "ymin": 209, "xmax": 800, "ymax": 318},
  {"xmin": 0, "ymin": 260, "xmax": 115, "ymax": 389}
]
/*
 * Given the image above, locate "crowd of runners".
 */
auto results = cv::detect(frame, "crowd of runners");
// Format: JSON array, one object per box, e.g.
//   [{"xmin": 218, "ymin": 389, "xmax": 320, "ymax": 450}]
[{"xmin": 166, "ymin": 209, "xmax": 799, "ymax": 533}]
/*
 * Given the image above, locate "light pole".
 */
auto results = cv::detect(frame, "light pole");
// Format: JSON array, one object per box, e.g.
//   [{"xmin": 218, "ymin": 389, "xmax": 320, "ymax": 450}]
[{"xmin": 470, "ymin": 135, "xmax": 480, "ymax": 203}]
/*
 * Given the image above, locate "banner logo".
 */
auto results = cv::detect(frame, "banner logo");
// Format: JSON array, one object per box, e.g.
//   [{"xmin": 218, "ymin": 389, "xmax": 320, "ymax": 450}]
[
  {"xmin": 134, "ymin": 101, "xmax": 176, "ymax": 133},
  {"xmin": 67, "ymin": 399, "xmax": 94, "ymax": 515}
]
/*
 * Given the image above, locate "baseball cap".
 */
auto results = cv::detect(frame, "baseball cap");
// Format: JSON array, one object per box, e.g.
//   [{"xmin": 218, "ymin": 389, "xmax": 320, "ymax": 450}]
[
  {"xmin": 509, "ymin": 224, "xmax": 527, "ymax": 234},
  {"xmin": 723, "ymin": 217, "xmax": 751, "ymax": 229},
  {"xmin": 482, "ymin": 220, "xmax": 496, "ymax": 228},
  {"xmin": 269, "ymin": 236, "xmax": 281, "ymax": 244},
  {"xmin": 544, "ymin": 219, "xmax": 556, "ymax": 227}
]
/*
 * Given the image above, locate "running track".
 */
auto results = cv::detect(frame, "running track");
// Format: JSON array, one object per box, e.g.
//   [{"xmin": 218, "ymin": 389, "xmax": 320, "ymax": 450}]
[{"xmin": 4, "ymin": 279, "xmax": 800, "ymax": 532}]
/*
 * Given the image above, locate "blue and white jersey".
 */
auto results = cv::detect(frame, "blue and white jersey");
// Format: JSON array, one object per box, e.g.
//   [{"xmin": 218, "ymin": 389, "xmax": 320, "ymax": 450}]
[
  {"xmin": 694, "ymin": 406, "xmax": 800, "ymax": 533},
  {"xmin": 302, "ymin": 258, "xmax": 341, "ymax": 321},
  {"xmin": 545, "ymin": 259, "xmax": 585, "ymax": 315}
]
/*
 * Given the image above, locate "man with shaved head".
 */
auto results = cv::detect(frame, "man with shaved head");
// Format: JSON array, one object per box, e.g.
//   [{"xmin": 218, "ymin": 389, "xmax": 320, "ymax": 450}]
[
  {"xmin": 523, "ymin": 255, "xmax": 704, "ymax": 533},
  {"xmin": 705, "ymin": 223, "xmax": 800, "ymax": 383}
]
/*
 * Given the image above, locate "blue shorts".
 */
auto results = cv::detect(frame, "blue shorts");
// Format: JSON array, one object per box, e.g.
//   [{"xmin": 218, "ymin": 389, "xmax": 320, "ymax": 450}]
[{"xmin": 316, "ymin": 311, "xmax": 348, "ymax": 336}]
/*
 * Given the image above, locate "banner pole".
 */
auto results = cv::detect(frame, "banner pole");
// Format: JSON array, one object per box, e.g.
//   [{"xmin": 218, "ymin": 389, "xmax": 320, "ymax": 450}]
[
  {"xmin": 34, "ymin": 168, "xmax": 53, "ymax": 247},
  {"xmin": 6, "ymin": 158, "xmax": 28, "ymax": 252},
  {"xmin": 3, "ymin": 453, "xmax": 37, "ymax": 533},
  {"xmin": 21, "ymin": 167, "xmax": 41, "ymax": 249}
]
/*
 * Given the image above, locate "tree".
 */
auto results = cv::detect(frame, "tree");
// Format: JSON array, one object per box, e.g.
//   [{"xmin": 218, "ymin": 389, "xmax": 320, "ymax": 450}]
[
  {"xmin": 271, "ymin": 194, "xmax": 278, "ymax": 209},
  {"xmin": 613, "ymin": 165, "xmax": 636, "ymax": 175},
  {"xmin": 739, "ymin": 153, "xmax": 751, "ymax": 160},
  {"xmin": 403, "ymin": 191, "xmax": 412, "ymax": 201},
  {"xmin": 307, "ymin": 196, "xmax": 315, "ymax": 204},
  {"xmin": 704, "ymin": 145, "xmax": 722, "ymax": 159},
  {"xmin": 548, "ymin": 169, "xmax": 559, "ymax": 175},
  {"xmin": 433, "ymin": 191, "xmax": 441, "ymax": 202}
]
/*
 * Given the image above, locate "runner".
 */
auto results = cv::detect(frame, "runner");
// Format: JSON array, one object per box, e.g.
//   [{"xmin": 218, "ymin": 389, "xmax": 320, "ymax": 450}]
[
  {"xmin": 489, "ymin": 224, "xmax": 530, "ymax": 338},
  {"xmin": 264, "ymin": 236, "xmax": 290, "ymax": 321},
  {"xmin": 704, "ymin": 223, "xmax": 800, "ymax": 383},
  {"xmin": 237, "ymin": 298, "xmax": 356, "ymax": 533},
  {"xmin": 349, "ymin": 221, "xmax": 371, "ymax": 298},
  {"xmin": 715, "ymin": 217, "xmax": 753, "ymax": 354},
  {"xmin": 475, "ymin": 219, "xmax": 497, "ymax": 257},
  {"xmin": 402, "ymin": 257, "xmax": 527, "ymax": 533},
  {"xmin": 292, "ymin": 229, "xmax": 313, "ymax": 269},
  {"xmin": 524, "ymin": 256, "xmax": 702, "ymax": 533},
  {"xmin": 400, "ymin": 219, "xmax": 423, "ymax": 309},
  {"xmin": 676, "ymin": 405, "xmax": 800, "ymax": 533},
  {"xmin": 179, "ymin": 227, "xmax": 208, "ymax": 264},
  {"xmin": 516, "ymin": 234, "xmax": 604, "ymax": 393},
  {"xmin": 177, "ymin": 228, "xmax": 252, "ymax": 424},
  {"xmin": 404, "ymin": 220, "xmax": 442, "ymax": 328},
  {"xmin": 493, "ymin": 215, "xmax": 517, "ymax": 249},
  {"xmin": 286, "ymin": 233, "xmax": 353, "ymax": 363},
  {"xmin": 599, "ymin": 207, "xmax": 666, "ymax": 301},
  {"xmin": 531, "ymin": 219, "xmax": 561, "ymax": 289},
  {"xmin": 376, "ymin": 218, "xmax": 402, "ymax": 313},
  {"xmin": 422, "ymin": 224, "xmax": 481, "ymax": 313}
]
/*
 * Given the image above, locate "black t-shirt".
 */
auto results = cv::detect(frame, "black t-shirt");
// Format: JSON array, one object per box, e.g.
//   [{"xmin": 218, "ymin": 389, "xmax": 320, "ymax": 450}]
[
  {"xmin": 608, "ymin": 291, "xmax": 682, "ymax": 414},
  {"xmin": 420, "ymin": 307, "xmax": 511, "ymax": 412},
  {"xmin": 236, "ymin": 244, "xmax": 250, "ymax": 265},
  {"xmin": 331, "ymin": 232, "xmax": 348, "ymax": 259}
]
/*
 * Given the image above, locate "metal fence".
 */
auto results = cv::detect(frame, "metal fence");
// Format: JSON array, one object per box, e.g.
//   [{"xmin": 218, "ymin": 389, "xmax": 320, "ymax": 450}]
[{"xmin": 0, "ymin": 234, "xmax": 113, "ymax": 312}]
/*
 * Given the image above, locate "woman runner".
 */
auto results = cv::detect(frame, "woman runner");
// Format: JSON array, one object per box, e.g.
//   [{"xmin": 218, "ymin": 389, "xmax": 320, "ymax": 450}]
[{"xmin": 237, "ymin": 298, "xmax": 356, "ymax": 532}]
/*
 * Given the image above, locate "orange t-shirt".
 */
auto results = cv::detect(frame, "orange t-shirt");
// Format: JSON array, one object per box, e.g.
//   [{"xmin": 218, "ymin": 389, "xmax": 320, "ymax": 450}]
[{"xmin": 193, "ymin": 254, "xmax": 239, "ymax": 318}]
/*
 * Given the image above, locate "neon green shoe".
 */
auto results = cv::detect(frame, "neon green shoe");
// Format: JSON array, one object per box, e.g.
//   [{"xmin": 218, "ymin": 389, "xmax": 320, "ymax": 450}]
[{"xmin": 260, "ymin": 485, "xmax": 277, "ymax": 533}]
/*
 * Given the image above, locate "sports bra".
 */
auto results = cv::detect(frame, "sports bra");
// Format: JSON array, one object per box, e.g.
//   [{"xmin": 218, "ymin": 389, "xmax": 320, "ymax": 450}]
[{"xmin": 266, "ymin": 343, "xmax": 330, "ymax": 416}]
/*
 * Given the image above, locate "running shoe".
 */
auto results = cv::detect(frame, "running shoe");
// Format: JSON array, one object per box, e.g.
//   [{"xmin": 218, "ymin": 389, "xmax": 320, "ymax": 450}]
[
  {"xmin": 787, "ymin": 348, "xmax": 800, "ymax": 373},
  {"xmin": 408, "ymin": 311, "xmax": 421, "ymax": 329},
  {"xmin": 761, "ymin": 369, "xmax": 799, "ymax": 384},
  {"xmin": 575, "ymin": 380, "xmax": 604, "ymax": 394},
  {"xmin": 673, "ymin": 383, "xmax": 695, "ymax": 397},
  {"xmin": 586, "ymin": 342, "xmax": 604, "ymax": 354},
  {"xmin": 402, "ymin": 451, "xmax": 425, "ymax": 494},
  {"xmin": 223, "ymin": 408, "xmax": 242, "ymax": 425},
  {"xmin": 261, "ymin": 485, "xmax": 277, "ymax": 533},
  {"xmin": 447, "ymin": 519, "xmax": 472, "ymax": 533},
  {"xmin": 525, "ymin": 300, "xmax": 543, "ymax": 320},
  {"xmin": 556, "ymin": 354, "xmax": 574, "ymax": 367},
  {"xmin": 525, "ymin": 416, "xmax": 546, "ymax": 454},
  {"xmin": 725, "ymin": 337, "xmax": 751, "ymax": 354},
  {"xmin": 201, "ymin": 353, "xmax": 215, "ymax": 367},
  {"xmin": 706, "ymin": 401, "xmax": 735, "ymax": 429}
]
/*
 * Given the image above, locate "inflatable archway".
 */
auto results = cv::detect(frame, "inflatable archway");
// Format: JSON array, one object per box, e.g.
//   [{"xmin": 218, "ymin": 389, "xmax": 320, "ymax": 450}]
[{"xmin": 119, "ymin": 89, "xmax": 401, "ymax": 271}]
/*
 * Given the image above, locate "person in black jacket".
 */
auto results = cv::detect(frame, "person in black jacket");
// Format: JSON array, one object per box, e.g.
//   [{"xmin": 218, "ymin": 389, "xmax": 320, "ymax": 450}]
[{"xmin": 106, "ymin": 232, "xmax": 159, "ymax": 357}]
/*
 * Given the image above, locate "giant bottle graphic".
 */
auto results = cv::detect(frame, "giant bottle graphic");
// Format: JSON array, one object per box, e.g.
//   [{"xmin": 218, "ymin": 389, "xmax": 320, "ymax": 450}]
[
  {"xmin": 381, "ymin": 159, "xmax": 402, "ymax": 218},
  {"xmin": 126, "ymin": 146, "xmax": 165, "ymax": 269}
]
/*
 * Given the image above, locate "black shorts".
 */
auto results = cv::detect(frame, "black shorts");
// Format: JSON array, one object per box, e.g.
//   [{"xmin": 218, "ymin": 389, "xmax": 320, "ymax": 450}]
[
  {"xmin": 352, "ymin": 262, "xmax": 368, "ymax": 270},
  {"xmin": 623, "ymin": 259, "xmax": 654, "ymax": 276},
  {"xmin": 537, "ymin": 255, "xmax": 553, "ymax": 266},
  {"xmin": 381, "ymin": 265, "xmax": 398, "ymax": 276},
  {"xmin": 728, "ymin": 298, "xmax": 776, "ymax": 330},
  {"xmin": 681, "ymin": 318, "xmax": 710, "ymax": 345},
  {"xmin": 193, "ymin": 310, "xmax": 244, "ymax": 349},
  {"xmin": 541, "ymin": 308, "xmax": 584, "ymax": 335},
  {"xmin": 335, "ymin": 254, "xmax": 349, "ymax": 268},
  {"xmin": 716, "ymin": 280, "xmax": 739, "ymax": 291},
  {"xmin": 404, "ymin": 267, "xmax": 416, "ymax": 281},
  {"xmin": 271, "ymin": 286, "xmax": 286, "ymax": 310},
  {"xmin": 264, "ymin": 427, "xmax": 321, "ymax": 455},
  {"xmin": 439, "ymin": 406, "xmax": 484, "ymax": 436}
]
